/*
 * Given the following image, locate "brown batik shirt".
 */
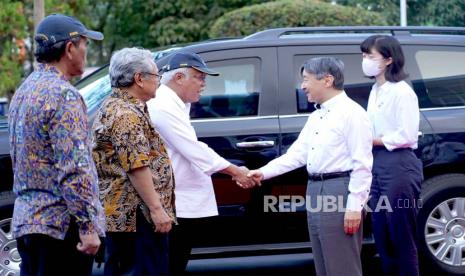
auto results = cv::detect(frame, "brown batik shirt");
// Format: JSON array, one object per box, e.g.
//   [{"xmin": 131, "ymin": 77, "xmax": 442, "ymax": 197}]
[{"xmin": 92, "ymin": 88, "xmax": 175, "ymax": 232}]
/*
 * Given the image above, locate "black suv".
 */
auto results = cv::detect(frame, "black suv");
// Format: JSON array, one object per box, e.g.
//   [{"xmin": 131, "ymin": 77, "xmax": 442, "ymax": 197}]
[{"xmin": 1, "ymin": 26, "xmax": 465, "ymax": 275}]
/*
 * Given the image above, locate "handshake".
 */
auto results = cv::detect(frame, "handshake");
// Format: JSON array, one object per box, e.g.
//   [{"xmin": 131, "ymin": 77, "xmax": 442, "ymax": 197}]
[{"xmin": 230, "ymin": 166, "xmax": 264, "ymax": 189}]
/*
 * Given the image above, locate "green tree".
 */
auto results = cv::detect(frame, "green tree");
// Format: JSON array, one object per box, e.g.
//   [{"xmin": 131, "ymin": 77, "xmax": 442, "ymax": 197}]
[
  {"xmin": 0, "ymin": 0, "xmax": 27, "ymax": 97},
  {"xmin": 418, "ymin": 0, "xmax": 465, "ymax": 26},
  {"xmin": 19, "ymin": 0, "xmax": 91, "ymax": 72},
  {"xmin": 324, "ymin": 0, "xmax": 400, "ymax": 25},
  {"xmin": 0, "ymin": 0, "xmax": 88, "ymax": 97},
  {"xmin": 209, "ymin": 0, "xmax": 387, "ymax": 38},
  {"xmin": 88, "ymin": 0, "xmax": 272, "ymax": 65},
  {"xmin": 327, "ymin": 0, "xmax": 465, "ymax": 27}
]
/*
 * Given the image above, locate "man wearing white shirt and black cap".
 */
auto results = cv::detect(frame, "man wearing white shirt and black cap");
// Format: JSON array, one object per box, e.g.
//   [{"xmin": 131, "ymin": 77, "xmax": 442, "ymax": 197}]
[
  {"xmin": 248, "ymin": 57, "xmax": 373, "ymax": 276},
  {"xmin": 147, "ymin": 51, "xmax": 256, "ymax": 274}
]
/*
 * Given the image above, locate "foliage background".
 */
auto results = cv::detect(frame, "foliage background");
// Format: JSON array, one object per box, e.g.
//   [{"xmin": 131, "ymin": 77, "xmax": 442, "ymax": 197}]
[
  {"xmin": 1, "ymin": 0, "xmax": 464, "ymax": 97},
  {"xmin": 209, "ymin": 0, "xmax": 386, "ymax": 37}
]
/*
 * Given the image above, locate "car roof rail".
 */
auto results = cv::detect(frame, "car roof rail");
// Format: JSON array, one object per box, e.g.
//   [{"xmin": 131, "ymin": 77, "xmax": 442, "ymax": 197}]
[{"xmin": 244, "ymin": 26, "xmax": 465, "ymax": 40}]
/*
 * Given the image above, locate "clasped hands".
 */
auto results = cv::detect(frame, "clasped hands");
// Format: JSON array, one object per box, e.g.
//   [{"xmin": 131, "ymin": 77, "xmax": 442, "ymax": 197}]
[{"xmin": 232, "ymin": 166, "xmax": 264, "ymax": 189}]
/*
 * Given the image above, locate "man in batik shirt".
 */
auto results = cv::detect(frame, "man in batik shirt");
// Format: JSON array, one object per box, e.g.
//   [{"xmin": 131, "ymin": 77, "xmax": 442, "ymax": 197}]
[
  {"xmin": 8, "ymin": 14, "xmax": 105, "ymax": 275},
  {"xmin": 92, "ymin": 47, "xmax": 175, "ymax": 275}
]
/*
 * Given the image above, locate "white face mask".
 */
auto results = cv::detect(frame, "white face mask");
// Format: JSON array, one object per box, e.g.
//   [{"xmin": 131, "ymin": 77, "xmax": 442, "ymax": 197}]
[{"xmin": 362, "ymin": 58, "xmax": 384, "ymax": 77}]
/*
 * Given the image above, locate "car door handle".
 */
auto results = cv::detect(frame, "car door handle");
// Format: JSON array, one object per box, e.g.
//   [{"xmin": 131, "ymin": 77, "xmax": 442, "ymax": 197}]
[{"xmin": 236, "ymin": 141, "xmax": 275, "ymax": 148}]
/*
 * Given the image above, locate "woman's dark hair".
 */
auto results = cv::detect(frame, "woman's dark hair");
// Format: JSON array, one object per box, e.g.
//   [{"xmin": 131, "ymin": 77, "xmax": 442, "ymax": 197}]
[
  {"xmin": 360, "ymin": 35, "xmax": 408, "ymax": 82},
  {"xmin": 34, "ymin": 36, "xmax": 80, "ymax": 63}
]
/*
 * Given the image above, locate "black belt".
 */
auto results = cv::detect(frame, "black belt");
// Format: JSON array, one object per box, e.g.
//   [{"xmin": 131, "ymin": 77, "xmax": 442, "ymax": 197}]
[
  {"xmin": 373, "ymin": 145, "xmax": 413, "ymax": 152},
  {"xmin": 308, "ymin": 170, "xmax": 351, "ymax": 181}
]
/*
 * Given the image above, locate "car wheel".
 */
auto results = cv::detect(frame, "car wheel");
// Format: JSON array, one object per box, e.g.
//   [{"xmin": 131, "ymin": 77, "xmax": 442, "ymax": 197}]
[
  {"xmin": 0, "ymin": 218, "xmax": 20, "ymax": 275},
  {"xmin": 418, "ymin": 174, "xmax": 465, "ymax": 274}
]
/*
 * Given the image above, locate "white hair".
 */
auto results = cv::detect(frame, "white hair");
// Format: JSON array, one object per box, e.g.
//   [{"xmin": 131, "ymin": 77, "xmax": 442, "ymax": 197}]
[
  {"xmin": 109, "ymin": 47, "xmax": 155, "ymax": 88},
  {"xmin": 160, "ymin": 67, "xmax": 190, "ymax": 85}
]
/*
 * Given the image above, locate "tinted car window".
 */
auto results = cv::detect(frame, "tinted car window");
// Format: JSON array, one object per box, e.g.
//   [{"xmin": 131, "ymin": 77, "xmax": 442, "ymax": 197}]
[
  {"xmin": 293, "ymin": 54, "xmax": 372, "ymax": 113},
  {"xmin": 79, "ymin": 73, "xmax": 111, "ymax": 118},
  {"xmin": 413, "ymin": 49, "xmax": 465, "ymax": 108},
  {"xmin": 190, "ymin": 58, "xmax": 260, "ymax": 119},
  {"xmin": 0, "ymin": 100, "xmax": 8, "ymax": 116}
]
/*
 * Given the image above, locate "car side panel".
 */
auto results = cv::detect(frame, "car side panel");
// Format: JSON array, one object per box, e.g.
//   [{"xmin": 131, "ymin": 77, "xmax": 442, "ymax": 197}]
[{"xmin": 190, "ymin": 48, "xmax": 284, "ymax": 247}]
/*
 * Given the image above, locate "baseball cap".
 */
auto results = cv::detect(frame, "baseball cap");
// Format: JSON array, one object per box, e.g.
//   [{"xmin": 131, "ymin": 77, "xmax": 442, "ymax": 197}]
[
  {"xmin": 160, "ymin": 52, "xmax": 219, "ymax": 76},
  {"xmin": 35, "ymin": 14, "xmax": 104, "ymax": 46}
]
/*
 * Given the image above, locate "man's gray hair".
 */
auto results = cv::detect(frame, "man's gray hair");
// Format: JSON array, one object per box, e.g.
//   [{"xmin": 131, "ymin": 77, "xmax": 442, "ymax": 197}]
[
  {"xmin": 160, "ymin": 67, "xmax": 190, "ymax": 85},
  {"xmin": 109, "ymin": 47, "xmax": 155, "ymax": 88},
  {"xmin": 300, "ymin": 57, "xmax": 345, "ymax": 90}
]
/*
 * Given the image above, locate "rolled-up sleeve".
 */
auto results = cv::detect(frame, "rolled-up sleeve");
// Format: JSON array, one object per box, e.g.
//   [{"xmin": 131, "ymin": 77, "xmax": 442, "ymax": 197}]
[{"xmin": 49, "ymin": 89, "xmax": 102, "ymax": 235}]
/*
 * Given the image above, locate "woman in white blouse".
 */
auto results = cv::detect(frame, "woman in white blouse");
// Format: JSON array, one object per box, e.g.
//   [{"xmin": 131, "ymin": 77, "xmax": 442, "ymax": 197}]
[{"xmin": 361, "ymin": 35, "xmax": 423, "ymax": 276}]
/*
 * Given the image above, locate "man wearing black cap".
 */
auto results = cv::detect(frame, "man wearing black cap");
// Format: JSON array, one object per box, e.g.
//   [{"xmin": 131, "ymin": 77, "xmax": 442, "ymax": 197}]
[
  {"xmin": 8, "ymin": 14, "xmax": 105, "ymax": 275},
  {"xmin": 147, "ymin": 52, "xmax": 257, "ymax": 274}
]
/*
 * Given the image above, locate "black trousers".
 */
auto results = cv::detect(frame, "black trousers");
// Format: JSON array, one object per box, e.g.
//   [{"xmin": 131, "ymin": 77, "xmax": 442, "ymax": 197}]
[
  {"xmin": 169, "ymin": 217, "xmax": 213, "ymax": 275},
  {"xmin": 369, "ymin": 147, "xmax": 423, "ymax": 276},
  {"xmin": 104, "ymin": 209, "xmax": 169, "ymax": 276},
  {"xmin": 16, "ymin": 219, "xmax": 95, "ymax": 276}
]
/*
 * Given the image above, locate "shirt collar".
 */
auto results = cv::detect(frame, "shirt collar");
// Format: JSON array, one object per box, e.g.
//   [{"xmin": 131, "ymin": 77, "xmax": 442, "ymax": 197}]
[
  {"xmin": 37, "ymin": 63, "xmax": 67, "ymax": 81},
  {"xmin": 111, "ymin": 87, "xmax": 147, "ymax": 111},
  {"xmin": 321, "ymin": 91, "xmax": 348, "ymax": 110},
  {"xmin": 158, "ymin": 84, "xmax": 190, "ymax": 112},
  {"xmin": 373, "ymin": 81, "xmax": 394, "ymax": 93}
]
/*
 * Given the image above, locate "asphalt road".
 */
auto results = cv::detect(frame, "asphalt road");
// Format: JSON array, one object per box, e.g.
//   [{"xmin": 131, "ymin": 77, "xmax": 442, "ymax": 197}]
[
  {"xmin": 93, "ymin": 253, "xmax": 384, "ymax": 275},
  {"xmin": 186, "ymin": 253, "xmax": 383, "ymax": 275}
]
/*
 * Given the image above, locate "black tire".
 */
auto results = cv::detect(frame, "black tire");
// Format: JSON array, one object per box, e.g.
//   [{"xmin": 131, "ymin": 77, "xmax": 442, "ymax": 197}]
[{"xmin": 417, "ymin": 174, "xmax": 465, "ymax": 275}]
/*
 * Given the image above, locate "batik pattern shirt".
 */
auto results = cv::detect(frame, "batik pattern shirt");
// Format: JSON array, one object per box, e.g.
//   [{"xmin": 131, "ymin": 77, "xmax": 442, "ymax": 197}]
[
  {"xmin": 8, "ymin": 63, "xmax": 105, "ymax": 239},
  {"xmin": 92, "ymin": 88, "xmax": 175, "ymax": 232}
]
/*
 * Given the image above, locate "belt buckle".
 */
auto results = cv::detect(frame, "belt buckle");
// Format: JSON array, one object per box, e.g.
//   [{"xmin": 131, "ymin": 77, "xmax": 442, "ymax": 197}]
[{"xmin": 309, "ymin": 173, "xmax": 325, "ymax": 181}]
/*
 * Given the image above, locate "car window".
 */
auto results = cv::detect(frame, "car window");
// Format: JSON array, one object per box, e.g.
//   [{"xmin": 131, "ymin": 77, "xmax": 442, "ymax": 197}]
[
  {"xmin": 190, "ymin": 58, "xmax": 261, "ymax": 119},
  {"xmin": 78, "ymin": 72, "xmax": 111, "ymax": 118},
  {"xmin": 412, "ymin": 49, "xmax": 465, "ymax": 108},
  {"xmin": 0, "ymin": 98, "xmax": 8, "ymax": 117},
  {"xmin": 293, "ymin": 54, "xmax": 372, "ymax": 113}
]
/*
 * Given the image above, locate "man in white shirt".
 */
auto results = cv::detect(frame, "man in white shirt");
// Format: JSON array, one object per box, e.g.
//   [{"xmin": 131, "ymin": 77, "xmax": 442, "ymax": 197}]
[
  {"xmin": 248, "ymin": 57, "xmax": 373, "ymax": 276},
  {"xmin": 147, "ymin": 52, "xmax": 256, "ymax": 274}
]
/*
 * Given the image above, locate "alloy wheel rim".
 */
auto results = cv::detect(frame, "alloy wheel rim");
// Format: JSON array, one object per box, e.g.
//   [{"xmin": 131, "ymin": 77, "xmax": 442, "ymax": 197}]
[{"xmin": 425, "ymin": 197, "xmax": 465, "ymax": 267}]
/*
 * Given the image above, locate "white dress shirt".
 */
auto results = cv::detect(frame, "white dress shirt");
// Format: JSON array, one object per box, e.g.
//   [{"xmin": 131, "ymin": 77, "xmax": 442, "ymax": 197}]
[
  {"xmin": 260, "ymin": 92, "xmax": 373, "ymax": 211},
  {"xmin": 147, "ymin": 84, "xmax": 230, "ymax": 218},
  {"xmin": 367, "ymin": 80, "xmax": 420, "ymax": 151}
]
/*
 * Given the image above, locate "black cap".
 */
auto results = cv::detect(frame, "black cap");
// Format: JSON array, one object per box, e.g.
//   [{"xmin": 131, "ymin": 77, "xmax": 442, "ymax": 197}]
[
  {"xmin": 35, "ymin": 14, "xmax": 104, "ymax": 46},
  {"xmin": 160, "ymin": 52, "xmax": 219, "ymax": 76}
]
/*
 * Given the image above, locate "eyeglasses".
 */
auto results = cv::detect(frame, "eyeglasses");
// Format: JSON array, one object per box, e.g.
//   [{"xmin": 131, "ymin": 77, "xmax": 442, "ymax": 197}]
[{"xmin": 143, "ymin": 72, "xmax": 162, "ymax": 81}]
